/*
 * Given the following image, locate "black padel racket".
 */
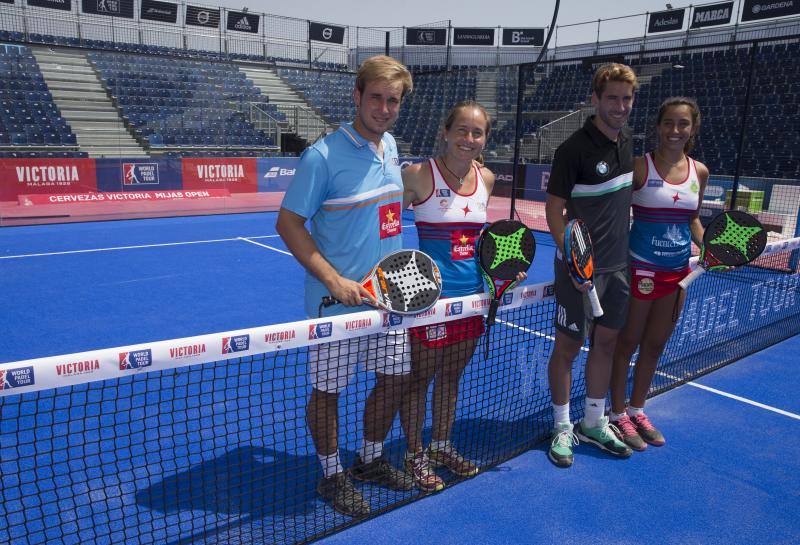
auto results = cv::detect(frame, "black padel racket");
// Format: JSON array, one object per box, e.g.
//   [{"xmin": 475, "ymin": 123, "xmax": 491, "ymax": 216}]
[
  {"xmin": 478, "ymin": 219, "xmax": 536, "ymax": 327},
  {"xmin": 679, "ymin": 210, "xmax": 767, "ymax": 290},
  {"xmin": 321, "ymin": 250, "xmax": 443, "ymax": 315},
  {"xmin": 564, "ymin": 219, "xmax": 603, "ymax": 318}
]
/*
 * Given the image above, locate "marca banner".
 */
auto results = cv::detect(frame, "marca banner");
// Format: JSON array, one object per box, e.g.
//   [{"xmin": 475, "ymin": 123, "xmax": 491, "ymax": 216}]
[
  {"xmin": 0, "ymin": 158, "xmax": 97, "ymax": 201},
  {"xmin": 453, "ymin": 28, "xmax": 495, "ymax": 46},
  {"xmin": 186, "ymin": 5, "xmax": 220, "ymax": 28},
  {"xmin": 647, "ymin": 8, "xmax": 686, "ymax": 33},
  {"xmin": 95, "ymin": 158, "xmax": 182, "ymax": 192},
  {"xmin": 501, "ymin": 28, "xmax": 544, "ymax": 46},
  {"xmin": 257, "ymin": 157, "xmax": 298, "ymax": 192},
  {"xmin": 226, "ymin": 10, "xmax": 260, "ymax": 33},
  {"xmin": 81, "ymin": 0, "xmax": 134, "ymax": 18},
  {"xmin": 140, "ymin": 0, "xmax": 177, "ymax": 23},
  {"xmin": 309, "ymin": 21, "xmax": 345, "ymax": 44},
  {"xmin": 182, "ymin": 157, "xmax": 258, "ymax": 193},
  {"xmin": 741, "ymin": 0, "xmax": 800, "ymax": 21},
  {"xmin": 27, "ymin": 0, "xmax": 72, "ymax": 10},
  {"xmin": 691, "ymin": 2, "xmax": 734, "ymax": 28},
  {"xmin": 406, "ymin": 27, "xmax": 447, "ymax": 46}
]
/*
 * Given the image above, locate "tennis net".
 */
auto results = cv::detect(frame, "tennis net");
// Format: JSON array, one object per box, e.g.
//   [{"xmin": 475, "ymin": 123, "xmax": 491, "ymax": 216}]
[{"xmin": 1, "ymin": 237, "xmax": 799, "ymax": 545}]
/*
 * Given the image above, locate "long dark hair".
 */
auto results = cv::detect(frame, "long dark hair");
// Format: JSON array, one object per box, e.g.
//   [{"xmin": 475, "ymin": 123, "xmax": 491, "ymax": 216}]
[{"xmin": 656, "ymin": 96, "xmax": 702, "ymax": 154}]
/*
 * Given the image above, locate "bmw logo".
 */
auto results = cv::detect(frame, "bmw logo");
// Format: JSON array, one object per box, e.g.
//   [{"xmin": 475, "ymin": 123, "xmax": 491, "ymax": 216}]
[{"xmin": 595, "ymin": 161, "xmax": 609, "ymax": 176}]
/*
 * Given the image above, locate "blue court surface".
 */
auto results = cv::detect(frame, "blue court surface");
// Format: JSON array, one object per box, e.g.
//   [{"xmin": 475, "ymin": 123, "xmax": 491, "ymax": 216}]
[{"xmin": 1, "ymin": 213, "xmax": 797, "ymax": 545}]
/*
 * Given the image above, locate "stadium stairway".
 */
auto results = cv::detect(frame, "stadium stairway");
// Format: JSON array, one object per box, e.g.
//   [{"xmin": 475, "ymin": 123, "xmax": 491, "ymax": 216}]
[
  {"xmin": 31, "ymin": 46, "xmax": 146, "ymax": 158},
  {"xmin": 239, "ymin": 65, "xmax": 331, "ymax": 144}
]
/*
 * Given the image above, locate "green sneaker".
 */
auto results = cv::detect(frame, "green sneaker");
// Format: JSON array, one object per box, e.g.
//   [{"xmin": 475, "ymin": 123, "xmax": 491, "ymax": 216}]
[
  {"xmin": 548, "ymin": 422, "xmax": 578, "ymax": 468},
  {"xmin": 576, "ymin": 416, "xmax": 633, "ymax": 458}
]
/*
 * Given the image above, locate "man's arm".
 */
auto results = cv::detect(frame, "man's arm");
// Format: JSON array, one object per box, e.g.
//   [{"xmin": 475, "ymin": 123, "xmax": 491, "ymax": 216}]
[
  {"xmin": 276, "ymin": 208, "xmax": 371, "ymax": 306},
  {"xmin": 545, "ymin": 193, "xmax": 568, "ymax": 250}
]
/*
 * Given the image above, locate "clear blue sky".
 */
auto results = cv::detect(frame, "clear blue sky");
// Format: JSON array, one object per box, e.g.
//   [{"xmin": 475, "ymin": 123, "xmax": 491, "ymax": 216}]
[{"xmin": 215, "ymin": 0, "xmax": 747, "ymax": 45}]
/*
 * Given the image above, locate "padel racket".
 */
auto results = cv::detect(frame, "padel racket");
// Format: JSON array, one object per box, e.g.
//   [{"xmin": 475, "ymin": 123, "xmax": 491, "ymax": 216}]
[
  {"xmin": 321, "ymin": 249, "xmax": 443, "ymax": 315},
  {"xmin": 478, "ymin": 219, "xmax": 536, "ymax": 327},
  {"xmin": 564, "ymin": 219, "xmax": 603, "ymax": 318},
  {"xmin": 678, "ymin": 210, "xmax": 767, "ymax": 290}
]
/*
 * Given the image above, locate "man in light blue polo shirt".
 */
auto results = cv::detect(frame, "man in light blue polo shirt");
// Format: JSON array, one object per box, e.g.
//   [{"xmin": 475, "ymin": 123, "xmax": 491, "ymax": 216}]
[{"xmin": 277, "ymin": 55, "xmax": 414, "ymax": 517}]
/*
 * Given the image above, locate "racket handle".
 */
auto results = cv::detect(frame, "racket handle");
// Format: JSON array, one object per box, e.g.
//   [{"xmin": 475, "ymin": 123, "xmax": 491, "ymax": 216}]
[
  {"xmin": 321, "ymin": 296, "xmax": 339, "ymax": 307},
  {"xmin": 487, "ymin": 300, "xmax": 499, "ymax": 326},
  {"xmin": 678, "ymin": 264, "xmax": 705, "ymax": 290},
  {"xmin": 587, "ymin": 285, "xmax": 604, "ymax": 318}
]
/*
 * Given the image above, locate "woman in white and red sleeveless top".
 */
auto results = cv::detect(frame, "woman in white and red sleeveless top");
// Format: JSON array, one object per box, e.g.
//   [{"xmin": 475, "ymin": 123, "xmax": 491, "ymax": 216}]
[
  {"xmin": 610, "ymin": 97, "xmax": 710, "ymax": 451},
  {"xmin": 401, "ymin": 101, "xmax": 524, "ymax": 491}
]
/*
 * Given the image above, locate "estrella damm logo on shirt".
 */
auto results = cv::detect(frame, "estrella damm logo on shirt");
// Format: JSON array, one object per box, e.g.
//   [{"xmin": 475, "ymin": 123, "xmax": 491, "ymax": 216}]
[
  {"xmin": 222, "ymin": 335, "xmax": 250, "ymax": 354},
  {"xmin": 119, "ymin": 349, "xmax": 153, "ymax": 370},
  {"xmin": 0, "ymin": 366, "xmax": 35, "ymax": 390},
  {"xmin": 450, "ymin": 230, "xmax": 476, "ymax": 260},
  {"xmin": 379, "ymin": 202, "xmax": 402, "ymax": 239}
]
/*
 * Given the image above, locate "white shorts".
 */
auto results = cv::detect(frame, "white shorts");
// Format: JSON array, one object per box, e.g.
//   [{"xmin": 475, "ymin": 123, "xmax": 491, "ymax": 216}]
[{"xmin": 308, "ymin": 330, "xmax": 411, "ymax": 393}]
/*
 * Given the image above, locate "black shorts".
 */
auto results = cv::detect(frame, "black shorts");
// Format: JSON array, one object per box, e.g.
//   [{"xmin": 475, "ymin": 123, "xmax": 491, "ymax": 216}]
[{"xmin": 553, "ymin": 258, "xmax": 630, "ymax": 341}]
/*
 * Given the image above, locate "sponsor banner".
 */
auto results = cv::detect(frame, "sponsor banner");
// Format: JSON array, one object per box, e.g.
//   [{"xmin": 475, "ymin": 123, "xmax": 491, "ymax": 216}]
[
  {"xmin": 140, "ymin": 0, "xmax": 177, "ymax": 23},
  {"xmin": 309, "ymin": 21, "xmax": 345, "ymax": 44},
  {"xmin": 485, "ymin": 161, "xmax": 516, "ymax": 198},
  {"xmin": 502, "ymin": 28, "xmax": 544, "ymax": 46},
  {"xmin": 0, "ymin": 0, "xmax": 14, "ymax": 4},
  {"xmin": 648, "ymin": 8, "xmax": 686, "ymax": 33},
  {"xmin": 0, "ymin": 158, "xmax": 97, "ymax": 201},
  {"xmin": 186, "ymin": 5, "xmax": 219, "ymax": 28},
  {"xmin": 406, "ymin": 27, "xmax": 447, "ymax": 46},
  {"xmin": 182, "ymin": 157, "xmax": 258, "ymax": 193},
  {"xmin": 453, "ymin": 27, "xmax": 495, "ymax": 46},
  {"xmin": 28, "ymin": 0, "xmax": 72, "ymax": 10},
  {"xmin": 95, "ymin": 157, "xmax": 182, "ymax": 192},
  {"xmin": 0, "ymin": 279, "xmax": 570, "ymax": 397},
  {"xmin": 81, "ymin": 0, "xmax": 134, "ymax": 18},
  {"xmin": 522, "ymin": 164, "xmax": 550, "ymax": 202},
  {"xmin": 691, "ymin": 2, "xmax": 734, "ymax": 28},
  {"xmin": 257, "ymin": 157, "xmax": 298, "ymax": 192},
  {"xmin": 19, "ymin": 189, "xmax": 230, "ymax": 205},
  {"xmin": 742, "ymin": 0, "xmax": 800, "ymax": 21},
  {"xmin": 226, "ymin": 10, "xmax": 259, "ymax": 33}
]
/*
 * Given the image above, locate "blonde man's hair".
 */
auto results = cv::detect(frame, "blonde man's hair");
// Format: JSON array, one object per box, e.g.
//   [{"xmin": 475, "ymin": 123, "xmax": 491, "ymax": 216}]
[
  {"xmin": 356, "ymin": 55, "xmax": 413, "ymax": 99},
  {"xmin": 591, "ymin": 62, "xmax": 638, "ymax": 97}
]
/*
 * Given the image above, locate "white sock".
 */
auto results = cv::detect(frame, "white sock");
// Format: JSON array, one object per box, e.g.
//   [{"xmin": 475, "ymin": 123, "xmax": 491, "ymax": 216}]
[
  {"xmin": 430, "ymin": 439, "xmax": 450, "ymax": 452},
  {"xmin": 627, "ymin": 405, "xmax": 644, "ymax": 417},
  {"xmin": 584, "ymin": 397, "xmax": 606, "ymax": 428},
  {"xmin": 360, "ymin": 439, "xmax": 383, "ymax": 464},
  {"xmin": 553, "ymin": 402, "xmax": 570, "ymax": 427},
  {"xmin": 318, "ymin": 452, "xmax": 343, "ymax": 478},
  {"xmin": 610, "ymin": 411, "xmax": 626, "ymax": 422}
]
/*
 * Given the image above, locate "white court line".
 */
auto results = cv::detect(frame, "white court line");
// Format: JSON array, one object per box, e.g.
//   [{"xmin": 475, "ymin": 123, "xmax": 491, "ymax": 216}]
[
  {"xmin": 657, "ymin": 370, "xmax": 800, "ymax": 421},
  {"xmin": 496, "ymin": 318, "xmax": 589, "ymax": 353},
  {"xmin": 0, "ymin": 235, "xmax": 281, "ymax": 259},
  {"xmin": 238, "ymin": 237, "xmax": 293, "ymax": 256}
]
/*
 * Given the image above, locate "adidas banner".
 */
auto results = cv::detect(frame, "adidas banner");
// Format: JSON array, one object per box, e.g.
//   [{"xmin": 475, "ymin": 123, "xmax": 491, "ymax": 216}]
[
  {"xmin": 647, "ymin": 8, "xmax": 686, "ymax": 33},
  {"xmin": 140, "ymin": 0, "xmax": 177, "ymax": 24},
  {"xmin": 690, "ymin": 2, "xmax": 734, "ymax": 28},
  {"xmin": 405, "ymin": 28, "xmax": 447, "ymax": 46},
  {"xmin": 309, "ymin": 22, "xmax": 345, "ymax": 44},
  {"xmin": 27, "ymin": 0, "xmax": 72, "ymax": 10},
  {"xmin": 186, "ymin": 5, "xmax": 219, "ymax": 28},
  {"xmin": 741, "ymin": 0, "xmax": 800, "ymax": 21},
  {"xmin": 81, "ymin": 0, "xmax": 134, "ymax": 18},
  {"xmin": 226, "ymin": 11, "xmax": 260, "ymax": 34}
]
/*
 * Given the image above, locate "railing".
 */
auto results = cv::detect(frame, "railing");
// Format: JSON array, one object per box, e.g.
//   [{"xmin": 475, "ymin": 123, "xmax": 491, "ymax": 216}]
[
  {"xmin": 275, "ymin": 104, "xmax": 329, "ymax": 144},
  {"xmin": 246, "ymin": 103, "xmax": 282, "ymax": 148},
  {"xmin": 534, "ymin": 108, "xmax": 591, "ymax": 164}
]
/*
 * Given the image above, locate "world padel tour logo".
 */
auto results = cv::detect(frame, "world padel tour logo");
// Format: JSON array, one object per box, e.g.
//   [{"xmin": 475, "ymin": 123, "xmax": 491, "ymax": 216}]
[
  {"xmin": 379, "ymin": 203, "xmax": 401, "ymax": 239},
  {"xmin": 383, "ymin": 313, "xmax": 403, "ymax": 327},
  {"xmin": 502, "ymin": 293, "xmax": 514, "ymax": 305},
  {"xmin": 435, "ymin": 188, "xmax": 451, "ymax": 198},
  {"xmin": 119, "ymin": 349, "xmax": 153, "ymax": 370},
  {"xmin": 309, "ymin": 322, "xmax": 333, "ymax": 340},
  {"xmin": 0, "ymin": 366, "xmax": 35, "ymax": 390},
  {"xmin": 445, "ymin": 302, "xmax": 463, "ymax": 316},
  {"xmin": 544, "ymin": 284, "xmax": 555, "ymax": 297},
  {"xmin": 451, "ymin": 231, "xmax": 476, "ymax": 260},
  {"xmin": 123, "ymin": 163, "xmax": 160, "ymax": 185},
  {"xmin": 222, "ymin": 335, "xmax": 250, "ymax": 354}
]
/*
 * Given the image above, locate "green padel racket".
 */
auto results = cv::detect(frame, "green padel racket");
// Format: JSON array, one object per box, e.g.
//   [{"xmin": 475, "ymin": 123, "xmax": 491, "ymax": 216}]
[
  {"xmin": 679, "ymin": 210, "xmax": 767, "ymax": 290},
  {"xmin": 478, "ymin": 219, "xmax": 536, "ymax": 327}
]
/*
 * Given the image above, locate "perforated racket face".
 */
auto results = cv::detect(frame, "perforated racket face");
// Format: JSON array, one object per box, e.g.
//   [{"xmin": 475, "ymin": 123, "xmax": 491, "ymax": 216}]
[
  {"xmin": 379, "ymin": 250, "xmax": 443, "ymax": 314},
  {"xmin": 478, "ymin": 220, "xmax": 536, "ymax": 280},
  {"xmin": 565, "ymin": 219, "xmax": 594, "ymax": 281},
  {"xmin": 704, "ymin": 210, "xmax": 767, "ymax": 267}
]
